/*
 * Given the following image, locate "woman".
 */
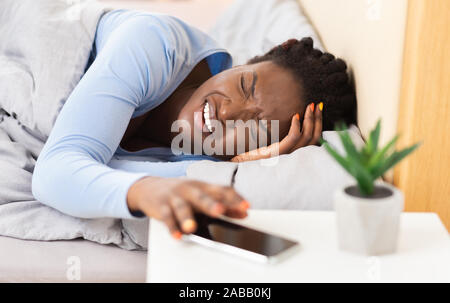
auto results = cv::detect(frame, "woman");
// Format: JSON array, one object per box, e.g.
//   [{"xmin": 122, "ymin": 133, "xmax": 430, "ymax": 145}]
[{"xmin": 32, "ymin": 10, "xmax": 356, "ymax": 239}]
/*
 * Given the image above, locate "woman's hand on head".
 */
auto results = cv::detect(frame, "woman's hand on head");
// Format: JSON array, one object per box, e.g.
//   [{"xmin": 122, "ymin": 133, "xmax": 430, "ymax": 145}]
[
  {"xmin": 231, "ymin": 102, "xmax": 323, "ymax": 162},
  {"xmin": 127, "ymin": 177, "xmax": 249, "ymax": 239}
]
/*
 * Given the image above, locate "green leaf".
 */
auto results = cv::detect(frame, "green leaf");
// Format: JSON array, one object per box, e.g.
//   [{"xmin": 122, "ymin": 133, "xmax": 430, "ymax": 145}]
[
  {"xmin": 372, "ymin": 143, "xmax": 421, "ymax": 179},
  {"xmin": 323, "ymin": 142, "xmax": 352, "ymax": 174},
  {"xmin": 338, "ymin": 129, "xmax": 361, "ymax": 162},
  {"xmin": 325, "ymin": 120, "xmax": 421, "ymax": 195},
  {"xmin": 347, "ymin": 156, "xmax": 375, "ymax": 195},
  {"xmin": 364, "ymin": 119, "xmax": 381, "ymax": 156},
  {"xmin": 334, "ymin": 122, "xmax": 347, "ymax": 132},
  {"xmin": 319, "ymin": 138, "xmax": 328, "ymax": 145},
  {"xmin": 324, "ymin": 141, "xmax": 374, "ymax": 195},
  {"xmin": 367, "ymin": 134, "xmax": 399, "ymax": 173}
]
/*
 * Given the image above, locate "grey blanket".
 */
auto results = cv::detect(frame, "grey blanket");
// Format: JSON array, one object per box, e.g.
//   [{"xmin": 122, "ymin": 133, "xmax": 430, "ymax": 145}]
[{"xmin": 0, "ymin": 0, "xmax": 146, "ymax": 250}]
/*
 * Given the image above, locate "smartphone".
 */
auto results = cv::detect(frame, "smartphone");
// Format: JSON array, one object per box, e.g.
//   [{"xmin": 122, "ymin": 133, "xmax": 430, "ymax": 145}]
[{"xmin": 183, "ymin": 213, "xmax": 300, "ymax": 264}]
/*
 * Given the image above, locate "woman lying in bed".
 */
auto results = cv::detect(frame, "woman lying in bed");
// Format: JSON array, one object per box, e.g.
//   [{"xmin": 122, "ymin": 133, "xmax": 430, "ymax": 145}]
[{"xmin": 32, "ymin": 10, "xmax": 356, "ymax": 239}]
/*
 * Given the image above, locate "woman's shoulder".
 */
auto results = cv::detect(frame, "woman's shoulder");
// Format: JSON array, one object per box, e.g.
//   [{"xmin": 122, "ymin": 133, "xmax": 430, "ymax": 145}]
[
  {"xmin": 100, "ymin": 9, "xmax": 223, "ymax": 65},
  {"xmin": 93, "ymin": 10, "xmax": 231, "ymax": 112}
]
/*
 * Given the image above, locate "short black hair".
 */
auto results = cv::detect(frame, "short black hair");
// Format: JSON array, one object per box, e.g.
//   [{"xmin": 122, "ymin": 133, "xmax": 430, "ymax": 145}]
[{"xmin": 247, "ymin": 37, "xmax": 357, "ymax": 131}]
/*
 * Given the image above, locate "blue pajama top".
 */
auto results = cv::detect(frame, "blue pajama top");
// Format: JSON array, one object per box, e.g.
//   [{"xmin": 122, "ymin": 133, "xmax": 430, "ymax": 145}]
[{"xmin": 31, "ymin": 10, "xmax": 232, "ymax": 219}]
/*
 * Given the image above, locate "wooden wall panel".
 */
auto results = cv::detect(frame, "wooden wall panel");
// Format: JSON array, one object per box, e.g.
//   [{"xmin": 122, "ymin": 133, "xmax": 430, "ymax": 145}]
[{"xmin": 395, "ymin": 0, "xmax": 450, "ymax": 231}]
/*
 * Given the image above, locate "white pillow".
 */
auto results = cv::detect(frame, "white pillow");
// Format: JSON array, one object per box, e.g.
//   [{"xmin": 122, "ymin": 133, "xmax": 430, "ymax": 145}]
[
  {"xmin": 209, "ymin": 0, "xmax": 324, "ymax": 65},
  {"xmin": 187, "ymin": 126, "xmax": 365, "ymax": 211}
]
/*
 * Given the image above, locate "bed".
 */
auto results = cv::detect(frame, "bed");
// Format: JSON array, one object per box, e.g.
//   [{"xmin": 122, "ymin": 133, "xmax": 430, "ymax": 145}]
[{"xmin": 0, "ymin": 0, "xmax": 409, "ymax": 282}]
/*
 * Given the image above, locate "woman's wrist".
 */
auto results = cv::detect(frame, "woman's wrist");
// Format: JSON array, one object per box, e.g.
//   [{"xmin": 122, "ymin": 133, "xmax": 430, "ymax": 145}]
[{"xmin": 126, "ymin": 176, "xmax": 160, "ymax": 214}]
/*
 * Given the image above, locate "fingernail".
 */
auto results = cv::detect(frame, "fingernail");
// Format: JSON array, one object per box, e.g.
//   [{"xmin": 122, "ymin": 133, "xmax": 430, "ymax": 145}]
[
  {"xmin": 310, "ymin": 103, "xmax": 315, "ymax": 112},
  {"xmin": 172, "ymin": 231, "xmax": 182, "ymax": 240},
  {"xmin": 319, "ymin": 102, "xmax": 324, "ymax": 111},
  {"xmin": 295, "ymin": 113, "xmax": 300, "ymax": 120},
  {"xmin": 182, "ymin": 219, "xmax": 196, "ymax": 232},
  {"xmin": 240, "ymin": 200, "xmax": 251, "ymax": 210}
]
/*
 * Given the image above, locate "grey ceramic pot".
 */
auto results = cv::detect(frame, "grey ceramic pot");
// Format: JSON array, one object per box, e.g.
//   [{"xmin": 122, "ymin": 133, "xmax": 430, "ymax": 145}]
[{"xmin": 334, "ymin": 182, "xmax": 404, "ymax": 255}]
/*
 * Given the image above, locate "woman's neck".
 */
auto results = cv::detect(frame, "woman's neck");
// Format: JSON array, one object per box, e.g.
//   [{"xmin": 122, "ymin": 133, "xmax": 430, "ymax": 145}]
[{"xmin": 138, "ymin": 85, "xmax": 198, "ymax": 147}]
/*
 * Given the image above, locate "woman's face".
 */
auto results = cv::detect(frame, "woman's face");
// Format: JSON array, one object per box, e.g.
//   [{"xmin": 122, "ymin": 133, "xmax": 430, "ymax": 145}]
[{"xmin": 177, "ymin": 61, "xmax": 304, "ymax": 158}]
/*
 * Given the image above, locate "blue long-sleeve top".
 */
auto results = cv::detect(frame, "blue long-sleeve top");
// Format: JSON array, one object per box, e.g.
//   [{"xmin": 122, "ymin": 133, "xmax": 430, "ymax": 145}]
[{"xmin": 31, "ymin": 10, "xmax": 232, "ymax": 219}]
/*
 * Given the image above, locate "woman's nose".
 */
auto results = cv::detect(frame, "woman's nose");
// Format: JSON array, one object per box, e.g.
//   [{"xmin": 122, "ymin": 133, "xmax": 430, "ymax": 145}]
[
  {"xmin": 218, "ymin": 98, "xmax": 255, "ymax": 122},
  {"xmin": 218, "ymin": 101, "xmax": 245, "ymax": 122},
  {"xmin": 218, "ymin": 101, "xmax": 234, "ymax": 121}
]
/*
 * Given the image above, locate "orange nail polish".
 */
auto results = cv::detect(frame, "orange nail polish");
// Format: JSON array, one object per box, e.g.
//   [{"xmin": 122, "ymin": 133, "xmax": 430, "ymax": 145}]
[
  {"xmin": 310, "ymin": 103, "xmax": 315, "ymax": 112},
  {"xmin": 182, "ymin": 219, "xmax": 196, "ymax": 232},
  {"xmin": 240, "ymin": 200, "xmax": 251, "ymax": 210},
  {"xmin": 319, "ymin": 102, "xmax": 324, "ymax": 111},
  {"xmin": 295, "ymin": 113, "xmax": 300, "ymax": 120},
  {"xmin": 172, "ymin": 231, "xmax": 182, "ymax": 240}
]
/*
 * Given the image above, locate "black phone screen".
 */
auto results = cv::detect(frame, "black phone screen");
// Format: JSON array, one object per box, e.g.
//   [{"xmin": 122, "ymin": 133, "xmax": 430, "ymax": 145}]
[{"xmin": 192, "ymin": 213, "xmax": 299, "ymax": 257}]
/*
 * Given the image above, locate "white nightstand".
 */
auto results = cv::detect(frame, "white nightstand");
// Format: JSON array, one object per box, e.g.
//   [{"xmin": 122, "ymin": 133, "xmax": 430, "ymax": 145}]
[{"xmin": 147, "ymin": 210, "xmax": 450, "ymax": 283}]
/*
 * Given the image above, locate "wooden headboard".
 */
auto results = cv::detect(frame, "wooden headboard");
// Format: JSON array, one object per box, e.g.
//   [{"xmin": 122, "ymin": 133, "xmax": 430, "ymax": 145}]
[{"xmin": 298, "ymin": 0, "xmax": 408, "ymax": 145}]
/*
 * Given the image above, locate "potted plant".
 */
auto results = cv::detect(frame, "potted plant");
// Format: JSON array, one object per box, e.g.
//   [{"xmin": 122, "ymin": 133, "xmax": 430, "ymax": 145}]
[{"xmin": 322, "ymin": 121, "xmax": 420, "ymax": 255}]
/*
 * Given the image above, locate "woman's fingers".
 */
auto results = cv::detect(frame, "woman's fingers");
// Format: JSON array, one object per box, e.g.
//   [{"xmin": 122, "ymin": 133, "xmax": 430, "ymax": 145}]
[
  {"xmin": 161, "ymin": 182, "xmax": 248, "ymax": 239},
  {"xmin": 298, "ymin": 103, "xmax": 315, "ymax": 147},
  {"xmin": 230, "ymin": 102, "xmax": 323, "ymax": 162},
  {"xmin": 178, "ymin": 183, "xmax": 225, "ymax": 218},
  {"xmin": 278, "ymin": 113, "xmax": 301, "ymax": 154},
  {"xmin": 290, "ymin": 102, "xmax": 323, "ymax": 152},
  {"xmin": 198, "ymin": 183, "xmax": 249, "ymax": 218},
  {"xmin": 230, "ymin": 146, "xmax": 273, "ymax": 162},
  {"xmin": 168, "ymin": 181, "xmax": 249, "ymax": 234},
  {"xmin": 168, "ymin": 195, "xmax": 197, "ymax": 233},
  {"xmin": 231, "ymin": 112, "xmax": 302, "ymax": 162},
  {"xmin": 138, "ymin": 197, "xmax": 183, "ymax": 239},
  {"xmin": 159, "ymin": 203, "xmax": 182, "ymax": 240},
  {"xmin": 129, "ymin": 177, "xmax": 249, "ymax": 240},
  {"xmin": 310, "ymin": 102, "xmax": 323, "ymax": 145},
  {"xmin": 279, "ymin": 105, "xmax": 313, "ymax": 154}
]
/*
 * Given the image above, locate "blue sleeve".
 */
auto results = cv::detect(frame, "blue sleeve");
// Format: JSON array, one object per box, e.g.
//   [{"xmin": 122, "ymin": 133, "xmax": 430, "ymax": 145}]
[{"xmin": 32, "ymin": 17, "xmax": 177, "ymax": 219}]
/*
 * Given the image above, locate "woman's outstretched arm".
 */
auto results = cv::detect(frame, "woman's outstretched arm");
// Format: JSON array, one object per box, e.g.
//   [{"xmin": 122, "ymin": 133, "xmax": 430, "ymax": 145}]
[{"xmin": 32, "ymin": 17, "xmax": 173, "ymax": 219}]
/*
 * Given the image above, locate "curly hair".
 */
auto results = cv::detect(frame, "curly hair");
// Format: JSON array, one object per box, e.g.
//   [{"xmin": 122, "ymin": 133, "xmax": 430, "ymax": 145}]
[{"xmin": 247, "ymin": 37, "xmax": 357, "ymax": 131}]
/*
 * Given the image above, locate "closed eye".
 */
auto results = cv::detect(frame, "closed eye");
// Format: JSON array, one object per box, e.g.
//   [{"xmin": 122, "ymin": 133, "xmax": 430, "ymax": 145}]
[
  {"xmin": 240, "ymin": 73, "xmax": 247, "ymax": 99},
  {"xmin": 241, "ymin": 73, "xmax": 249, "ymax": 99}
]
